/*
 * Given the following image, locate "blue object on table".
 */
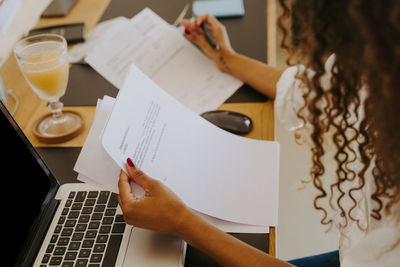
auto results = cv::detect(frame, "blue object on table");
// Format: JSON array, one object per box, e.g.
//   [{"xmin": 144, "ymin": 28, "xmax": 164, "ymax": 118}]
[
  {"xmin": 287, "ymin": 250, "xmax": 340, "ymax": 267},
  {"xmin": 192, "ymin": 0, "xmax": 245, "ymax": 18}
]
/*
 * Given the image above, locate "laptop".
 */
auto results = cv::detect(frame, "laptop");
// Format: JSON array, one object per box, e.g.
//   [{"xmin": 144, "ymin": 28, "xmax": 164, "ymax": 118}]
[{"xmin": 2, "ymin": 101, "xmax": 185, "ymax": 267}]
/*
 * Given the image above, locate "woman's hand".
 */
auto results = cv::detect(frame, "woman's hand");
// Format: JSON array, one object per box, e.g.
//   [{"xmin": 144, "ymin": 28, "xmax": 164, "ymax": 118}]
[
  {"xmin": 118, "ymin": 158, "xmax": 190, "ymax": 235},
  {"xmin": 118, "ymin": 159, "xmax": 290, "ymax": 267},
  {"xmin": 180, "ymin": 14, "xmax": 235, "ymax": 73}
]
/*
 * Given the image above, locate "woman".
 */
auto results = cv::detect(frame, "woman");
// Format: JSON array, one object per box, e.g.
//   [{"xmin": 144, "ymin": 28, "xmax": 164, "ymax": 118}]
[{"xmin": 117, "ymin": 0, "xmax": 400, "ymax": 266}]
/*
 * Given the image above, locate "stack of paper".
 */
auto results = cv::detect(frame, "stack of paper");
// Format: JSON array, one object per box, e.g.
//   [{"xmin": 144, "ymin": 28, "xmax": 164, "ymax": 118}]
[
  {"xmin": 74, "ymin": 65, "xmax": 280, "ymax": 233},
  {"xmin": 84, "ymin": 8, "xmax": 243, "ymax": 114}
]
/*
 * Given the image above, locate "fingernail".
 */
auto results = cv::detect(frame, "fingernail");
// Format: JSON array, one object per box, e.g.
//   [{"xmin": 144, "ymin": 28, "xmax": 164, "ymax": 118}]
[
  {"xmin": 185, "ymin": 29, "xmax": 190, "ymax": 35},
  {"xmin": 127, "ymin": 158, "xmax": 135, "ymax": 167}
]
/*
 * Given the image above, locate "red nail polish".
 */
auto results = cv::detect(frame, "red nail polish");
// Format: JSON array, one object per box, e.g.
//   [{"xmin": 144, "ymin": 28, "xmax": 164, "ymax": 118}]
[
  {"xmin": 127, "ymin": 158, "xmax": 135, "ymax": 167},
  {"xmin": 185, "ymin": 29, "xmax": 190, "ymax": 35}
]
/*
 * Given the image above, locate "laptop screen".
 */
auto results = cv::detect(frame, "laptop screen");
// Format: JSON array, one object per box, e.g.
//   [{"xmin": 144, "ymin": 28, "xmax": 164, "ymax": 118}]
[{"xmin": 1, "ymin": 101, "xmax": 59, "ymax": 266}]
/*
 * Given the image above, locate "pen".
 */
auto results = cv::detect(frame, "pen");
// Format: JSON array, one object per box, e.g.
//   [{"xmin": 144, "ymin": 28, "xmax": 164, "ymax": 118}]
[{"xmin": 201, "ymin": 22, "xmax": 220, "ymax": 51}]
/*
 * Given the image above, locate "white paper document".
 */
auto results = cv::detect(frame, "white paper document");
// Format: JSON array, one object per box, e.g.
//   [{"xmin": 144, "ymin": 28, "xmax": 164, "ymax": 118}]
[
  {"xmin": 68, "ymin": 16, "xmax": 128, "ymax": 63},
  {"xmin": 74, "ymin": 96, "xmax": 120, "ymax": 192},
  {"xmin": 74, "ymin": 96, "xmax": 271, "ymax": 233},
  {"xmin": 0, "ymin": 0, "xmax": 21, "ymax": 34},
  {"xmin": 100, "ymin": 65, "xmax": 279, "ymax": 226},
  {"xmin": 85, "ymin": 8, "xmax": 243, "ymax": 114}
]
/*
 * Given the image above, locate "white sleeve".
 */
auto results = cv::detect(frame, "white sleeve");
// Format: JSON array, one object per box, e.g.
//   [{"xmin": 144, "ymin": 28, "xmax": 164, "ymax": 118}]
[
  {"xmin": 340, "ymin": 227, "xmax": 400, "ymax": 267},
  {"xmin": 274, "ymin": 64, "xmax": 308, "ymax": 131},
  {"xmin": 274, "ymin": 54, "xmax": 336, "ymax": 131}
]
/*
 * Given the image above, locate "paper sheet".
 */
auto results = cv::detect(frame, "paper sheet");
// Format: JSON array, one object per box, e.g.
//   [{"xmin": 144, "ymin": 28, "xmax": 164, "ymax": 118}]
[
  {"xmin": 0, "ymin": 0, "xmax": 21, "ymax": 34},
  {"xmin": 101, "ymin": 65, "xmax": 279, "ymax": 226},
  {"xmin": 68, "ymin": 16, "xmax": 128, "ymax": 63},
  {"xmin": 74, "ymin": 95, "xmax": 270, "ymax": 232},
  {"xmin": 85, "ymin": 8, "xmax": 243, "ymax": 114},
  {"xmin": 74, "ymin": 96, "xmax": 120, "ymax": 193}
]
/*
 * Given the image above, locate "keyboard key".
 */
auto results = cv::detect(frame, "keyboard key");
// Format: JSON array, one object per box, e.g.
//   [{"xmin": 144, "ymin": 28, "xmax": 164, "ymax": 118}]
[
  {"xmin": 72, "ymin": 232, "xmax": 84, "ymax": 241},
  {"xmin": 54, "ymin": 225, "xmax": 62, "ymax": 233},
  {"xmin": 90, "ymin": 253, "xmax": 103, "ymax": 263},
  {"xmin": 91, "ymin": 213, "xmax": 103, "ymax": 221},
  {"xmin": 115, "ymin": 215, "xmax": 125, "ymax": 223},
  {"xmin": 82, "ymin": 207, "xmax": 93, "ymax": 214},
  {"xmin": 57, "ymin": 237, "xmax": 70, "ymax": 246},
  {"xmin": 78, "ymin": 248, "xmax": 91, "ymax": 258},
  {"xmin": 103, "ymin": 235, "xmax": 123, "ymax": 266},
  {"xmin": 96, "ymin": 235, "xmax": 108, "ymax": 243},
  {"xmin": 75, "ymin": 259, "xmax": 88, "ymax": 267},
  {"xmin": 50, "ymin": 234, "xmax": 58, "ymax": 243},
  {"xmin": 88, "ymin": 191, "xmax": 99, "ymax": 198},
  {"xmin": 107, "ymin": 193, "xmax": 119, "ymax": 207},
  {"xmin": 102, "ymin": 216, "xmax": 114, "ymax": 225},
  {"xmin": 46, "ymin": 244, "xmax": 55, "ymax": 253},
  {"xmin": 65, "ymin": 199, "xmax": 73, "ymax": 208},
  {"xmin": 112, "ymin": 223, "xmax": 126, "ymax": 234},
  {"xmin": 82, "ymin": 239, "xmax": 94, "ymax": 248},
  {"xmin": 68, "ymin": 211, "xmax": 80, "ymax": 219},
  {"xmin": 68, "ymin": 191, "xmax": 76, "ymax": 199},
  {"xmin": 79, "ymin": 215, "xmax": 91, "ymax": 223},
  {"xmin": 97, "ymin": 191, "xmax": 110, "ymax": 204},
  {"xmin": 105, "ymin": 208, "xmax": 116, "ymax": 217},
  {"xmin": 89, "ymin": 221, "xmax": 100, "ymax": 229},
  {"xmin": 85, "ymin": 230, "xmax": 97, "ymax": 239},
  {"xmin": 61, "ymin": 228, "xmax": 73, "ymax": 236},
  {"xmin": 64, "ymin": 251, "xmax": 77, "ymax": 260},
  {"xmin": 71, "ymin": 202, "xmax": 83, "ymax": 210},
  {"xmin": 54, "ymin": 246, "xmax": 66, "ymax": 255},
  {"xmin": 94, "ymin": 205, "xmax": 105, "ymax": 212},
  {"xmin": 65, "ymin": 219, "xmax": 77, "ymax": 228},
  {"xmin": 62, "ymin": 207, "xmax": 69, "ymax": 215},
  {"xmin": 49, "ymin": 256, "xmax": 62, "ymax": 265},
  {"xmin": 93, "ymin": 243, "xmax": 106, "ymax": 253},
  {"xmin": 85, "ymin": 198, "xmax": 96, "ymax": 206},
  {"xmin": 68, "ymin": 242, "xmax": 81, "ymax": 251},
  {"xmin": 88, "ymin": 264, "xmax": 100, "ymax": 267},
  {"xmin": 58, "ymin": 216, "xmax": 66, "ymax": 224},
  {"xmin": 61, "ymin": 261, "xmax": 74, "ymax": 267},
  {"xmin": 99, "ymin": 225, "xmax": 111, "ymax": 234},
  {"xmin": 76, "ymin": 223, "xmax": 88, "ymax": 232},
  {"xmin": 42, "ymin": 254, "xmax": 51, "ymax": 264},
  {"xmin": 75, "ymin": 191, "xmax": 87, "ymax": 202}
]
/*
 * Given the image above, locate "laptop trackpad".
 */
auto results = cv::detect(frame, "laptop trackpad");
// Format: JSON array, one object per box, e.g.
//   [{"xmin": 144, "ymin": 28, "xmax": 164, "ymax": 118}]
[{"xmin": 123, "ymin": 227, "xmax": 185, "ymax": 266}]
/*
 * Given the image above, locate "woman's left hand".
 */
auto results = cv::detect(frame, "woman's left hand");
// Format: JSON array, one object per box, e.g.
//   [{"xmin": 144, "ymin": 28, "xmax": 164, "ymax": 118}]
[{"xmin": 117, "ymin": 159, "xmax": 190, "ymax": 235}]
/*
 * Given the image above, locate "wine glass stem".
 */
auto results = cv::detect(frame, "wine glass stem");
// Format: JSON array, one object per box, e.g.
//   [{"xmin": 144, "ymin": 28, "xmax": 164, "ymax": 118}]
[{"xmin": 48, "ymin": 100, "xmax": 64, "ymax": 119}]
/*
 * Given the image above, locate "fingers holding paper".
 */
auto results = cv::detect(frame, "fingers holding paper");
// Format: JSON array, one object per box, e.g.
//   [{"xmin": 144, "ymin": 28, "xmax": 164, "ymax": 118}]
[{"xmin": 118, "ymin": 158, "xmax": 189, "ymax": 235}]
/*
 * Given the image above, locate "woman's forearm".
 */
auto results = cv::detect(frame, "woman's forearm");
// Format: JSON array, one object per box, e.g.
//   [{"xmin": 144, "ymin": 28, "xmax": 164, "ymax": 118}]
[
  {"xmin": 177, "ymin": 209, "xmax": 292, "ymax": 267},
  {"xmin": 219, "ymin": 49, "xmax": 283, "ymax": 100}
]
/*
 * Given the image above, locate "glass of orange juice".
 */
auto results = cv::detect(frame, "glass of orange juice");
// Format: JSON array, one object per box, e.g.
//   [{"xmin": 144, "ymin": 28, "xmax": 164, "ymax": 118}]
[{"xmin": 14, "ymin": 34, "xmax": 82, "ymax": 142}]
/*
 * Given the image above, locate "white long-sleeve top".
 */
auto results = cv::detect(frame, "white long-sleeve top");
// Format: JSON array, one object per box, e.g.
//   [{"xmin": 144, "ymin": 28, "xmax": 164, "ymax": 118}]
[{"xmin": 275, "ymin": 55, "xmax": 400, "ymax": 266}]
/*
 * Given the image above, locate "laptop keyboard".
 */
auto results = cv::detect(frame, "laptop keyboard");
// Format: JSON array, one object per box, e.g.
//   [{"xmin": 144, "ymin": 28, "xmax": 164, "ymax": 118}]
[{"xmin": 40, "ymin": 191, "xmax": 126, "ymax": 267}]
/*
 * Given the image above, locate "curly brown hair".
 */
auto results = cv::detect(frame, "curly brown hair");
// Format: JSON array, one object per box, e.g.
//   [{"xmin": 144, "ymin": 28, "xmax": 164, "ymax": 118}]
[{"xmin": 277, "ymin": 0, "xmax": 400, "ymax": 229}]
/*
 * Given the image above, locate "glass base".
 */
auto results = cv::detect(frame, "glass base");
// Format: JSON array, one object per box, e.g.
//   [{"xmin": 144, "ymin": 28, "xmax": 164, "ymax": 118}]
[{"xmin": 33, "ymin": 111, "xmax": 84, "ymax": 143}]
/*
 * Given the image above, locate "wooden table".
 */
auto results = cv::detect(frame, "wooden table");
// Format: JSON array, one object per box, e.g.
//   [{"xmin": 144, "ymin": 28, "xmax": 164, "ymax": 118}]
[{"xmin": 0, "ymin": 0, "xmax": 277, "ymax": 257}]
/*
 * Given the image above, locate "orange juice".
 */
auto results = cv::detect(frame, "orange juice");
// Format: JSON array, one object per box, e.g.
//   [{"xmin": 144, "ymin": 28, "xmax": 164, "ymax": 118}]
[
  {"xmin": 23, "ymin": 62, "xmax": 69, "ymax": 101},
  {"xmin": 18, "ymin": 42, "xmax": 69, "ymax": 101}
]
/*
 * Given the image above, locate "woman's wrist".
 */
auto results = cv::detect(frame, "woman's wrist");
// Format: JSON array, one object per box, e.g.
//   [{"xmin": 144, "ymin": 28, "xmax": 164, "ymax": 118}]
[
  {"xmin": 174, "ymin": 206, "xmax": 197, "ymax": 239},
  {"xmin": 215, "ymin": 47, "xmax": 238, "ymax": 75}
]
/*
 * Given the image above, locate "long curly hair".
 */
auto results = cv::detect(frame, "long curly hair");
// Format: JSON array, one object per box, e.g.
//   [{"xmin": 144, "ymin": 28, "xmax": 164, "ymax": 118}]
[{"xmin": 277, "ymin": 0, "xmax": 400, "ymax": 229}]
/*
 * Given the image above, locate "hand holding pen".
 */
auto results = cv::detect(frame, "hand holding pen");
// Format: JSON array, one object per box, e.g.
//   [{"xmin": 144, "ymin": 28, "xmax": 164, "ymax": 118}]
[
  {"xmin": 180, "ymin": 14, "xmax": 235, "ymax": 71},
  {"xmin": 200, "ymin": 21, "xmax": 220, "ymax": 51}
]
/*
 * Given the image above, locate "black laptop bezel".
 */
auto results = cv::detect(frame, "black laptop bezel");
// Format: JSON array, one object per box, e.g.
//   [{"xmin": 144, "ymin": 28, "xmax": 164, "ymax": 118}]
[{"xmin": 1, "ymin": 101, "xmax": 61, "ymax": 266}]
